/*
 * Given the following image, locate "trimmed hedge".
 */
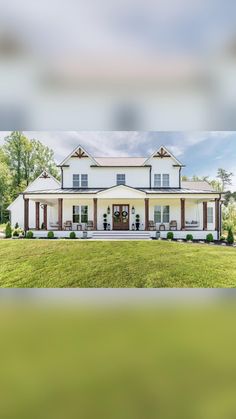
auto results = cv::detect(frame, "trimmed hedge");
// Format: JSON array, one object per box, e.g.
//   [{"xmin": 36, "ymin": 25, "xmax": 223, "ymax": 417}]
[
  {"xmin": 69, "ymin": 232, "xmax": 76, "ymax": 239},
  {"xmin": 26, "ymin": 231, "xmax": 34, "ymax": 239},
  {"xmin": 206, "ymin": 233, "xmax": 214, "ymax": 243},
  {"xmin": 186, "ymin": 234, "xmax": 193, "ymax": 241},
  {"xmin": 167, "ymin": 232, "xmax": 174, "ymax": 240},
  {"xmin": 47, "ymin": 231, "xmax": 55, "ymax": 239},
  {"xmin": 227, "ymin": 228, "xmax": 234, "ymax": 245},
  {"xmin": 5, "ymin": 222, "xmax": 12, "ymax": 238}
]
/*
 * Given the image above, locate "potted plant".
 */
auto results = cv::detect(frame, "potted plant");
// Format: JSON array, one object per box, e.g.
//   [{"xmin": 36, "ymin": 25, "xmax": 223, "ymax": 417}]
[
  {"xmin": 135, "ymin": 214, "xmax": 140, "ymax": 231},
  {"xmin": 103, "ymin": 213, "xmax": 108, "ymax": 230},
  {"xmin": 156, "ymin": 231, "xmax": 161, "ymax": 240}
]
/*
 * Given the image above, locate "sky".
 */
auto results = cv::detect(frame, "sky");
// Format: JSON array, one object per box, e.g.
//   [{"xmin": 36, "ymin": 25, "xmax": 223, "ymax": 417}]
[{"xmin": 0, "ymin": 131, "xmax": 235, "ymax": 189}]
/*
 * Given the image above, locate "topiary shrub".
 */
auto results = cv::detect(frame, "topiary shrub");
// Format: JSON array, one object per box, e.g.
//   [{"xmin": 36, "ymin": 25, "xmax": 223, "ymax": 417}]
[
  {"xmin": 47, "ymin": 231, "xmax": 54, "ymax": 239},
  {"xmin": 69, "ymin": 231, "xmax": 76, "ymax": 239},
  {"xmin": 186, "ymin": 234, "xmax": 193, "ymax": 241},
  {"xmin": 5, "ymin": 222, "xmax": 12, "ymax": 238},
  {"xmin": 206, "ymin": 233, "xmax": 214, "ymax": 243},
  {"xmin": 26, "ymin": 231, "xmax": 34, "ymax": 239},
  {"xmin": 167, "ymin": 232, "xmax": 174, "ymax": 240},
  {"xmin": 15, "ymin": 222, "xmax": 19, "ymax": 229},
  {"xmin": 227, "ymin": 227, "xmax": 234, "ymax": 245}
]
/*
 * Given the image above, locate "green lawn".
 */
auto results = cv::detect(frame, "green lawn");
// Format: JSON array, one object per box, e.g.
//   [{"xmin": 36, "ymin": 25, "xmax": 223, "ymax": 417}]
[{"xmin": 0, "ymin": 240, "xmax": 235, "ymax": 287}]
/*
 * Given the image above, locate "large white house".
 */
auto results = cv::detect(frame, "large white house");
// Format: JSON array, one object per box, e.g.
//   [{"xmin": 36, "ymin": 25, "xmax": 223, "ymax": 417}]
[{"xmin": 8, "ymin": 145, "xmax": 222, "ymax": 239}]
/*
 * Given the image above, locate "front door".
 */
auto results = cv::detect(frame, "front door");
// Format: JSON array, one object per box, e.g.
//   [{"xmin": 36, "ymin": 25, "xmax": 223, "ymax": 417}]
[{"xmin": 113, "ymin": 205, "xmax": 129, "ymax": 230}]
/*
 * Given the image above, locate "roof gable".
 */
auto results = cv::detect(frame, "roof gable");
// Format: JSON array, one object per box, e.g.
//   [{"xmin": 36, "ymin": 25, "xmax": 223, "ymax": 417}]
[
  {"xmin": 97, "ymin": 185, "xmax": 146, "ymax": 199},
  {"xmin": 143, "ymin": 145, "xmax": 184, "ymax": 166},
  {"xmin": 59, "ymin": 145, "xmax": 99, "ymax": 166}
]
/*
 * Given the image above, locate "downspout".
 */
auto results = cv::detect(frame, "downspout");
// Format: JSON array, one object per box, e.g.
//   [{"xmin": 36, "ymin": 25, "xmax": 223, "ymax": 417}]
[
  {"xmin": 179, "ymin": 167, "xmax": 181, "ymax": 188},
  {"xmin": 219, "ymin": 193, "xmax": 222, "ymax": 240},
  {"xmin": 149, "ymin": 166, "xmax": 152, "ymax": 189},
  {"xmin": 61, "ymin": 167, "xmax": 64, "ymax": 189}
]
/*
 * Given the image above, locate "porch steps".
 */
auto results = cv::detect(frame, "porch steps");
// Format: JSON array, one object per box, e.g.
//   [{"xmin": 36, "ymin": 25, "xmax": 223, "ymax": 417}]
[{"xmin": 92, "ymin": 231, "xmax": 151, "ymax": 240}]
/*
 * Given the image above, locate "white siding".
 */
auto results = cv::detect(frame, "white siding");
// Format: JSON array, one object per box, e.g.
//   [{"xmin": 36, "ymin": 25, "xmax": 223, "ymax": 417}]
[{"xmin": 150, "ymin": 157, "xmax": 180, "ymax": 188}]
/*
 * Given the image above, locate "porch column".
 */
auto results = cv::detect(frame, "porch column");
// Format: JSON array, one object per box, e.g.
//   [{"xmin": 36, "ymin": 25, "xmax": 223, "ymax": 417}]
[
  {"xmin": 43, "ymin": 204, "xmax": 48, "ymax": 230},
  {"xmin": 180, "ymin": 198, "xmax": 185, "ymax": 230},
  {"xmin": 93, "ymin": 198, "xmax": 97, "ymax": 230},
  {"xmin": 58, "ymin": 198, "xmax": 63, "ymax": 230},
  {"xmin": 35, "ymin": 202, "xmax": 40, "ymax": 230},
  {"xmin": 203, "ymin": 202, "xmax": 208, "ymax": 231},
  {"xmin": 215, "ymin": 198, "xmax": 220, "ymax": 232},
  {"xmin": 24, "ymin": 198, "xmax": 29, "ymax": 231},
  {"xmin": 145, "ymin": 198, "xmax": 149, "ymax": 231}
]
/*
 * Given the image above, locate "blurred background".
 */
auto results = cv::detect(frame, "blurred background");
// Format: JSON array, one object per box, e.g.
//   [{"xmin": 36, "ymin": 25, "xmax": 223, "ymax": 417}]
[{"xmin": 0, "ymin": 0, "xmax": 236, "ymax": 130}]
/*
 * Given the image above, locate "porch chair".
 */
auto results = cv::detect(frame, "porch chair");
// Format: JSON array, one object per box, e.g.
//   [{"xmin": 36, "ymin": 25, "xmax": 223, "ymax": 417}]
[
  {"xmin": 148, "ymin": 220, "xmax": 156, "ymax": 231},
  {"xmin": 169, "ymin": 220, "xmax": 177, "ymax": 231},
  {"xmin": 87, "ymin": 220, "xmax": 94, "ymax": 231},
  {"xmin": 64, "ymin": 220, "xmax": 72, "ymax": 230}
]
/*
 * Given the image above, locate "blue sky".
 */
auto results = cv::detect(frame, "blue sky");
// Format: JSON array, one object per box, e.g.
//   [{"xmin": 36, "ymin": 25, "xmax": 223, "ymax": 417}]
[{"xmin": 0, "ymin": 131, "xmax": 235, "ymax": 188}]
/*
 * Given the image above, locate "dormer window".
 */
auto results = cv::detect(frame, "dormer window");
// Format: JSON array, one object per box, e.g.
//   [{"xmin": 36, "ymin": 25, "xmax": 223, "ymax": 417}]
[
  {"xmin": 73, "ymin": 174, "xmax": 80, "ymax": 188},
  {"xmin": 162, "ymin": 174, "xmax": 170, "ymax": 187},
  {"xmin": 154, "ymin": 173, "xmax": 170, "ymax": 187},
  {"xmin": 73, "ymin": 174, "xmax": 88, "ymax": 188},
  {"xmin": 117, "ymin": 174, "xmax": 126, "ymax": 185}
]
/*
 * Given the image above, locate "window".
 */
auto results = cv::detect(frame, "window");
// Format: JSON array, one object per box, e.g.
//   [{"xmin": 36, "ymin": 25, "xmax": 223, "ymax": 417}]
[
  {"xmin": 72, "ymin": 206, "xmax": 88, "ymax": 223},
  {"xmin": 73, "ymin": 206, "xmax": 80, "ymax": 223},
  {"xmin": 154, "ymin": 206, "xmax": 161, "ymax": 223},
  {"xmin": 207, "ymin": 207, "xmax": 213, "ymax": 223},
  {"xmin": 154, "ymin": 206, "xmax": 170, "ymax": 223},
  {"xmin": 73, "ymin": 174, "xmax": 80, "ymax": 188},
  {"xmin": 162, "ymin": 174, "xmax": 170, "ymax": 187},
  {"xmin": 163, "ymin": 206, "xmax": 170, "ymax": 223},
  {"xmin": 81, "ymin": 206, "xmax": 88, "ymax": 223},
  {"xmin": 81, "ymin": 174, "xmax": 88, "ymax": 188},
  {"xmin": 117, "ymin": 174, "xmax": 126, "ymax": 185},
  {"xmin": 154, "ymin": 174, "xmax": 161, "ymax": 187}
]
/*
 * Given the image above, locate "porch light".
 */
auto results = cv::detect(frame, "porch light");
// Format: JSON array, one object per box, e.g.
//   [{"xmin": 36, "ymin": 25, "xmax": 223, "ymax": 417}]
[
  {"xmin": 132, "ymin": 206, "xmax": 135, "ymax": 214},
  {"xmin": 107, "ymin": 206, "xmax": 111, "ymax": 215}
]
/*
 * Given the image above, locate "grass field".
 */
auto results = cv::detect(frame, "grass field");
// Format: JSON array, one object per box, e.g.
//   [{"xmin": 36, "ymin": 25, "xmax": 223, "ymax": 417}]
[{"xmin": 0, "ymin": 240, "xmax": 235, "ymax": 287}]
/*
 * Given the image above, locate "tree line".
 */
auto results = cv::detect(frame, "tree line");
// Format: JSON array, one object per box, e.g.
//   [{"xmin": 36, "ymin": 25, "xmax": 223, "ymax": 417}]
[{"xmin": 0, "ymin": 132, "xmax": 59, "ymax": 223}]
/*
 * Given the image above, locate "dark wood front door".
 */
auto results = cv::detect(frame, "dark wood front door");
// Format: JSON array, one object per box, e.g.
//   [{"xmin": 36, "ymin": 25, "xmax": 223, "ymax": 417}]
[{"xmin": 113, "ymin": 205, "xmax": 129, "ymax": 230}]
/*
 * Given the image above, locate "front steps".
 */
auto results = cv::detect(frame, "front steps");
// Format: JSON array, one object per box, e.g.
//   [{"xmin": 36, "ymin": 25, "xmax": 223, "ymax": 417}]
[{"xmin": 92, "ymin": 231, "xmax": 151, "ymax": 240}]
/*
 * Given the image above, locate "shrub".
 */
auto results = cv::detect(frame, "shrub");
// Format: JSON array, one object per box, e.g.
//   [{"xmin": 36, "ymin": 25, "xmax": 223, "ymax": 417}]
[
  {"xmin": 41, "ymin": 222, "xmax": 45, "ymax": 230},
  {"xmin": 47, "ymin": 231, "xmax": 54, "ymax": 239},
  {"xmin": 12, "ymin": 229, "xmax": 19, "ymax": 237},
  {"xmin": 206, "ymin": 233, "xmax": 214, "ymax": 243},
  {"xmin": 186, "ymin": 234, "xmax": 193, "ymax": 241},
  {"xmin": 69, "ymin": 231, "xmax": 76, "ymax": 239},
  {"xmin": 26, "ymin": 231, "xmax": 34, "ymax": 239},
  {"xmin": 220, "ymin": 235, "xmax": 226, "ymax": 241},
  {"xmin": 5, "ymin": 222, "xmax": 12, "ymax": 238},
  {"xmin": 15, "ymin": 222, "xmax": 19, "ymax": 229},
  {"xmin": 227, "ymin": 228, "xmax": 234, "ymax": 245},
  {"xmin": 167, "ymin": 232, "xmax": 174, "ymax": 240}
]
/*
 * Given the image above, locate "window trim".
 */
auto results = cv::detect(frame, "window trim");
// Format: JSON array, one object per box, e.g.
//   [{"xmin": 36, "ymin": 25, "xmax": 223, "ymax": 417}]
[
  {"xmin": 72, "ymin": 205, "xmax": 88, "ymax": 223},
  {"xmin": 162, "ymin": 174, "xmax": 170, "ymax": 187},
  {"xmin": 154, "ymin": 174, "xmax": 161, "ymax": 188},
  {"xmin": 73, "ymin": 174, "xmax": 80, "ymax": 188},
  {"xmin": 81, "ymin": 174, "xmax": 88, "ymax": 188},
  {"xmin": 154, "ymin": 205, "xmax": 170, "ymax": 223},
  {"xmin": 207, "ymin": 207, "xmax": 214, "ymax": 224}
]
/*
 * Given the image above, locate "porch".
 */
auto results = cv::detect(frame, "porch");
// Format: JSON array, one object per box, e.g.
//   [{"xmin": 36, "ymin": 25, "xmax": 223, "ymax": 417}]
[{"xmin": 23, "ymin": 192, "xmax": 221, "ymax": 240}]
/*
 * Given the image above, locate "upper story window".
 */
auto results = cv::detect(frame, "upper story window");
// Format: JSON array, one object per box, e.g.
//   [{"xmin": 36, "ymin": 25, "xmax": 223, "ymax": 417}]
[
  {"xmin": 81, "ymin": 174, "xmax": 88, "ymax": 188},
  {"xmin": 154, "ymin": 174, "xmax": 161, "ymax": 187},
  {"xmin": 162, "ymin": 174, "xmax": 170, "ymax": 187},
  {"xmin": 154, "ymin": 174, "xmax": 170, "ymax": 187},
  {"xmin": 73, "ymin": 174, "xmax": 88, "ymax": 188},
  {"xmin": 116, "ymin": 174, "xmax": 126, "ymax": 185},
  {"xmin": 73, "ymin": 174, "xmax": 80, "ymax": 188}
]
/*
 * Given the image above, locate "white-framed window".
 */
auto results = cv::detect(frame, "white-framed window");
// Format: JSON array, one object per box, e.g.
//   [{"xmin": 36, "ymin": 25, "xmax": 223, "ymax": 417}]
[
  {"xmin": 207, "ymin": 207, "xmax": 213, "ymax": 223},
  {"xmin": 154, "ymin": 174, "xmax": 161, "ymax": 187},
  {"xmin": 162, "ymin": 174, "xmax": 170, "ymax": 187},
  {"xmin": 154, "ymin": 205, "xmax": 170, "ymax": 223},
  {"xmin": 117, "ymin": 174, "xmax": 126, "ymax": 185},
  {"xmin": 81, "ymin": 174, "xmax": 88, "ymax": 188},
  {"xmin": 72, "ymin": 205, "xmax": 88, "ymax": 223},
  {"xmin": 73, "ymin": 174, "xmax": 80, "ymax": 188}
]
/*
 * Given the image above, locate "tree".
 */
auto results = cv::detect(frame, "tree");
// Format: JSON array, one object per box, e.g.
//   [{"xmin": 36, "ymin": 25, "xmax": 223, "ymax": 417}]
[
  {"xmin": 217, "ymin": 168, "xmax": 233, "ymax": 191},
  {"xmin": 210, "ymin": 180, "xmax": 223, "ymax": 192},
  {"xmin": 0, "ymin": 156, "xmax": 11, "ymax": 223},
  {"xmin": 3, "ymin": 132, "xmax": 59, "ymax": 196}
]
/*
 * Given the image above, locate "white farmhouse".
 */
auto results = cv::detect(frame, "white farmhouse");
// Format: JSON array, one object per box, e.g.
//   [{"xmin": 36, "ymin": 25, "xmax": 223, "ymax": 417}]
[{"xmin": 8, "ymin": 145, "xmax": 222, "ymax": 239}]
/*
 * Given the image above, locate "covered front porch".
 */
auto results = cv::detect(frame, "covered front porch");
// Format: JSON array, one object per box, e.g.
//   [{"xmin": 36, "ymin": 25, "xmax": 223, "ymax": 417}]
[{"xmin": 23, "ymin": 187, "xmax": 221, "ymax": 240}]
